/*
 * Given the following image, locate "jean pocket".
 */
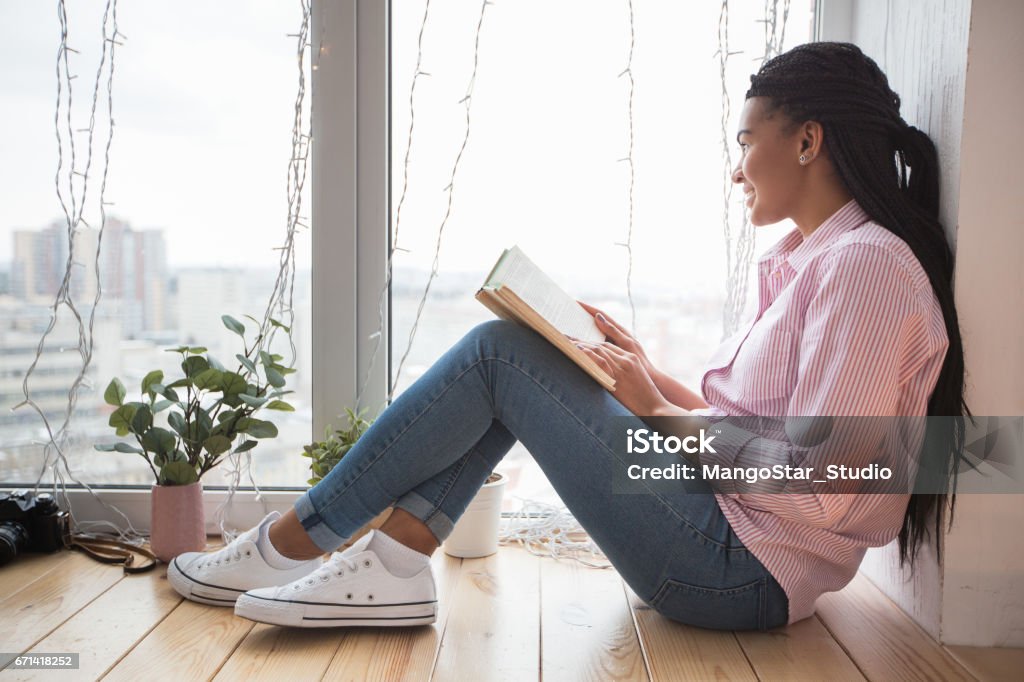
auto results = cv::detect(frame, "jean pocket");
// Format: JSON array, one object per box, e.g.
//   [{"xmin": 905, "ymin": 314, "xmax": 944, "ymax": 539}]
[{"xmin": 649, "ymin": 577, "xmax": 766, "ymax": 631}]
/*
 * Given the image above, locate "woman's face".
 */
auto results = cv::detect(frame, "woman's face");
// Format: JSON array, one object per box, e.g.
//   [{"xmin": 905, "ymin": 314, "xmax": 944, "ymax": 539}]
[{"xmin": 732, "ymin": 96, "xmax": 805, "ymax": 226}]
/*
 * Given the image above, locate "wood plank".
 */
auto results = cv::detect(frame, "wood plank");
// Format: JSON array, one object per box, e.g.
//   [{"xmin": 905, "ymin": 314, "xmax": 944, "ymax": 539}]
[
  {"xmin": 212, "ymin": 625, "xmax": 346, "ymax": 681},
  {"xmin": 5, "ymin": 568, "xmax": 182, "ymax": 681},
  {"xmin": 431, "ymin": 544, "xmax": 540, "ymax": 681},
  {"xmin": 0, "ymin": 551, "xmax": 124, "ymax": 669},
  {"xmin": 102, "ymin": 599, "xmax": 254, "ymax": 681},
  {"xmin": 540, "ymin": 558, "xmax": 647, "ymax": 682},
  {"xmin": 0, "ymin": 551, "xmax": 72, "ymax": 601},
  {"xmin": 816, "ymin": 572, "xmax": 974, "ymax": 681},
  {"xmin": 623, "ymin": 583, "xmax": 756, "ymax": 682},
  {"xmin": 735, "ymin": 616, "xmax": 866, "ymax": 681},
  {"xmin": 945, "ymin": 645, "xmax": 1024, "ymax": 682},
  {"xmin": 319, "ymin": 549, "xmax": 464, "ymax": 681}
]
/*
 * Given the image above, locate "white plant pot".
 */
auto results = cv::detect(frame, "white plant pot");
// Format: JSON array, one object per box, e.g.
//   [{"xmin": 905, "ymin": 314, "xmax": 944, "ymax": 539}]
[{"xmin": 442, "ymin": 472, "xmax": 507, "ymax": 558}]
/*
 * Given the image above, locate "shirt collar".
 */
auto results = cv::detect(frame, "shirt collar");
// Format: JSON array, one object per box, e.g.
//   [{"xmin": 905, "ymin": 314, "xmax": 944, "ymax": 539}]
[{"xmin": 759, "ymin": 199, "xmax": 871, "ymax": 275}]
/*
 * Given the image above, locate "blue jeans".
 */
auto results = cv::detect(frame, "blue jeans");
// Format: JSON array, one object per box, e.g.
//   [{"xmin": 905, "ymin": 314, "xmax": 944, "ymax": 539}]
[{"xmin": 294, "ymin": 320, "xmax": 789, "ymax": 631}]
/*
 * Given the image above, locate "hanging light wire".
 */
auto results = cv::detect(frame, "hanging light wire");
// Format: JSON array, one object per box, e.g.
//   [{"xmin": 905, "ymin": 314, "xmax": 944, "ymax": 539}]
[
  {"xmin": 13, "ymin": 0, "xmax": 149, "ymax": 543},
  {"xmin": 357, "ymin": 0, "xmax": 434, "ymax": 412},
  {"xmin": 615, "ymin": 0, "xmax": 638, "ymax": 336},
  {"xmin": 380, "ymin": 0, "xmax": 493, "ymax": 406},
  {"xmin": 216, "ymin": 0, "xmax": 317, "ymax": 543}
]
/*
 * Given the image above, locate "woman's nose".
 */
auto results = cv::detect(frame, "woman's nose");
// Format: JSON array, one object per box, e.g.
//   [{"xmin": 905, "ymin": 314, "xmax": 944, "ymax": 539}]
[{"xmin": 731, "ymin": 163, "xmax": 744, "ymax": 185}]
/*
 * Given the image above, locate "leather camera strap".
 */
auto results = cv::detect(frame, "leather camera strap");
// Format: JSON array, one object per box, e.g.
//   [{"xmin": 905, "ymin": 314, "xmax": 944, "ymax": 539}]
[{"xmin": 69, "ymin": 535, "xmax": 159, "ymax": 574}]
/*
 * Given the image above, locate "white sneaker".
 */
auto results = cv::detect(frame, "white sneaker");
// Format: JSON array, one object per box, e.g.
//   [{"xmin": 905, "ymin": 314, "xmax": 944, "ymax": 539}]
[
  {"xmin": 167, "ymin": 511, "xmax": 323, "ymax": 607},
  {"xmin": 234, "ymin": 530, "xmax": 438, "ymax": 628}
]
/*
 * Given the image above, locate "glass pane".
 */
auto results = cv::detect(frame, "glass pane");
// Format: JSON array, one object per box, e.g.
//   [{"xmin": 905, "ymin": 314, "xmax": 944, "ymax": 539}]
[
  {"xmin": 0, "ymin": 1, "xmax": 312, "ymax": 487},
  {"xmin": 390, "ymin": 1, "xmax": 814, "ymax": 509}
]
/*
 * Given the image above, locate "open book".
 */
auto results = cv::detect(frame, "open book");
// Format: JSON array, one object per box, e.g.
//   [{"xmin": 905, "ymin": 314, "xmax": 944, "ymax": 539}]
[{"xmin": 475, "ymin": 246, "xmax": 616, "ymax": 392}]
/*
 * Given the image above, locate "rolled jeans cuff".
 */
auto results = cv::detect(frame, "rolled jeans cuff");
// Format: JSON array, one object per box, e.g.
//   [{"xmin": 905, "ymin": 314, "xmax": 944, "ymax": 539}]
[
  {"xmin": 394, "ymin": 489, "xmax": 458, "ymax": 544},
  {"xmin": 294, "ymin": 490, "xmax": 350, "ymax": 553}
]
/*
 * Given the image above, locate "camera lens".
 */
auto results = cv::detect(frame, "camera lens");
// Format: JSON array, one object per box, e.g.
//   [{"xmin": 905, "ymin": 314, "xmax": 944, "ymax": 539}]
[{"xmin": 0, "ymin": 521, "xmax": 29, "ymax": 566}]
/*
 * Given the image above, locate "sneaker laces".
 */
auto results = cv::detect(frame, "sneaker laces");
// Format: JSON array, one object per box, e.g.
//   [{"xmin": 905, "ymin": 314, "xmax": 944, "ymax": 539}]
[
  {"xmin": 297, "ymin": 550, "xmax": 372, "ymax": 586},
  {"xmin": 194, "ymin": 528, "xmax": 255, "ymax": 569}
]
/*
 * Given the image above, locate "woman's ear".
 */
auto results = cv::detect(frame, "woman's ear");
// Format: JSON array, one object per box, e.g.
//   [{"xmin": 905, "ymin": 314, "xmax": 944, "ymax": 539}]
[{"xmin": 800, "ymin": 120, "xmax": 825, "ymax": 162}]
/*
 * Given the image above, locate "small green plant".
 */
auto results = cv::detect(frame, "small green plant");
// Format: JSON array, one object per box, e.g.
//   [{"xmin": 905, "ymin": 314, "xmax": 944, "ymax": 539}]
[
  {"xmin": 302, "ymin": 407, "xmax": 374, "ymax": 486},
  {"xmin": 95, "ymin": 314, "xmax": 296, "ymax": 486}
]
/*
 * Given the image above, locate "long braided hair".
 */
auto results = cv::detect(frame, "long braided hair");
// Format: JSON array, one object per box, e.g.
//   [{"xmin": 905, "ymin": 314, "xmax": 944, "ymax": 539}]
[{"xmin": 746, "ymin": 42, "xmax": 970, "ymax": 569}]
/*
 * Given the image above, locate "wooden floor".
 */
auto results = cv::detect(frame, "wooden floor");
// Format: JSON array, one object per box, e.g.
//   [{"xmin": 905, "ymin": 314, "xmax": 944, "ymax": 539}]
[{"xmin": 0, "ymin": 541, "xmax": 1020, "ymax": 681}]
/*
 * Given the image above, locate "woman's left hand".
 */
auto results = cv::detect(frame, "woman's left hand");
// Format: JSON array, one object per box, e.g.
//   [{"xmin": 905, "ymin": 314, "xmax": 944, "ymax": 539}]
[{"xmin": 572, "ymin": 339, "xmax": 668, "ymax": 416}]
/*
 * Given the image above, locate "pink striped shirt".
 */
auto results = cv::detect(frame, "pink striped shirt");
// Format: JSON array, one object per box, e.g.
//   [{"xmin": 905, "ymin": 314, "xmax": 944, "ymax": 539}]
[{"xmin": 692, "ymin": 199, "xmax": 948, "ymax": 625}]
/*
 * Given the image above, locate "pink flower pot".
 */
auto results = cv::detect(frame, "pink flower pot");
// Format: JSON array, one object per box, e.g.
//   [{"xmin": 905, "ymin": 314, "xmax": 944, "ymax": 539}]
[{"xmin": 150, "ymin": 481, "xmax": 206, "ymax": 562}]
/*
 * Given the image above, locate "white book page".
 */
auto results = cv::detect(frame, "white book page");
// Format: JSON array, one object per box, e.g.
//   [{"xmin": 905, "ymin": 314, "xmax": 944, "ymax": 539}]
[{"xmin": 490, "ymin": 246, "xmax": 604, "ymax": 343}]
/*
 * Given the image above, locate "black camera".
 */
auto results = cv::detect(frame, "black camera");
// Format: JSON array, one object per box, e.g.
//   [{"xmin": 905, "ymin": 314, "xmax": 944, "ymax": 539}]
[{"xmin": 0, "ymin": 489, "xmax": 71, "ymax": 566}]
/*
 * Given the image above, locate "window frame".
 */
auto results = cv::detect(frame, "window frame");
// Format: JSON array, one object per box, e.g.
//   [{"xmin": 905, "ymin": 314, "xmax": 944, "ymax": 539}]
[{"xmin": 4, "ymin": 0, "xmax": 838, "ymax": 533}]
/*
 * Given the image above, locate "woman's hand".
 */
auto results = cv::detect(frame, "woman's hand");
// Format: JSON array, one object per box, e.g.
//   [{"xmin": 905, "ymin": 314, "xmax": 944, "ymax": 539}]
[
  {"xmin": 572, "ymin": 338, "xmax": 668, "ymax": 417},
  {"xmin": 575, "ymin": 300, "xmax": 661, "ymax": 381}
]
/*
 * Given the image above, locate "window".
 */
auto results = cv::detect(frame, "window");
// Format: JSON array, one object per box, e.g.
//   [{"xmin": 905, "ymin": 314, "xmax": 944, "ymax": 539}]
[
  {"xmin": 0, "ymin": 1, "xmax": 312, "ymax": 488},
  {"xmin": 389, "ymin": 1, "xmax": 815, "ymax": 507}
]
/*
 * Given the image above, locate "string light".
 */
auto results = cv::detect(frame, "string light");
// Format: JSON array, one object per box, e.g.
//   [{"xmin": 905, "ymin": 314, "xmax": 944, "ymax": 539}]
[
  {"xmin": 14, "ymin": 0, "xmax": 149, "ymax": 543},
  {"xmin": 618, "ymin": 0, "xmax": 638, "ymax": 336},
  {"xmin": 356, "ymin": 0, "xmax": 435, "ymax": 411},
  {"xmin": 381, "ymin": 0, "xmax": 493, "ymax": 406},
  {"xmin": 216, "ymin": 0, "xmax": 316, "ymax": 543}
]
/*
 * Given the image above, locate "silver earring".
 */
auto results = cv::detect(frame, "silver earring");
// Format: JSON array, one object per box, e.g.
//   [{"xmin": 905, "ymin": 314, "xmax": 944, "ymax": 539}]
[{"xmin": 799, "ymin": 154, "xmax": 808, "ymax": 163}]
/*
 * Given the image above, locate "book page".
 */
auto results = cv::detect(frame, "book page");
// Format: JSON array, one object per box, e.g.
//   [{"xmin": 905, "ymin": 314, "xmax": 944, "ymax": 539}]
[{"xmin": 489, "ymin": 246, "xmax": 604, "ymax": 344}]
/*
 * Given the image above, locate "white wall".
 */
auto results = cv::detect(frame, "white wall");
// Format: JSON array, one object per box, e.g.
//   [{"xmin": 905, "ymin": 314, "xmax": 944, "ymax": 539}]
[
  {"xmin": 941, "ymin": 0, "xmax": 1024, "ymax": 647},
  {"xmin": 826, "ymin": 0, "xmax": 1024, "ymax": 647}
]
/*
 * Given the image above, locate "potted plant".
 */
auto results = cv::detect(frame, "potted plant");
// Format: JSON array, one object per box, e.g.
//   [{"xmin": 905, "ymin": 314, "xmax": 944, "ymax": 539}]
[
  {"xmin": 301, "ymin": 407, "xmax": 374, "ymax": 486},
  {"xmin": 95, "ymin": 314, "xmax": 295, "ymax": 562},
  {"xmin": 442, "ymin": 471, "xmax": 507, "ymax": 558}
]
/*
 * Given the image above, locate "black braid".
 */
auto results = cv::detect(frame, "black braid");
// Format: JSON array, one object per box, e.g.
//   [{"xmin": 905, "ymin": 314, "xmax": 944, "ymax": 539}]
[{"xmin": 747, "ymin": 42, "xmax": 971, "ymax": 570}]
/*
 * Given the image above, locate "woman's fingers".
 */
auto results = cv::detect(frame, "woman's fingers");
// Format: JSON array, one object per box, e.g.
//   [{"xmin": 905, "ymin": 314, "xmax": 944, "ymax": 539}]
[{"xmin": 577, "ymin": 344, "xmax": 615, "ymax": 376}]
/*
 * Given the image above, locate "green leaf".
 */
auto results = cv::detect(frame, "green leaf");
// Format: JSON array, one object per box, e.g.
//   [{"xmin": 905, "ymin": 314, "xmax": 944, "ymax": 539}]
[
  {"xmin": 94, "ymin": 443, "xmax": 117, "ymax": 452},
  {"xmin": 141, "ymin": 370, "xmax": 164, "ymax": 399},
  {"xmin": 167, "ymin": 411, "xmax": 186, "ymax": 436},
  {"xmin": 237, "ymin": 418, "xmax": 278, "ymax": 439},
  {"xmin": 222, "ymin": 315, "xmax": 245, "ymax": 337},
  {"xmin": 165, "ymin": 379, "xmax": 191, "ymax": 390},
  {"xmin": 104, "ymin": 378, "xmax": 126, "ymax": 407},
  {"xmin": 270, "ymin": 389, "xmax": 294, "ymax": 398},
  {"xmin": 160, "ymin": 461, "xmax": 198, "ymax": 486},
  {"xmin": 243, "ymin": 313, "xmax": 261, "ymax": 326},
  {"xmin": 181, "ymin": 356, "xmax": 210, "ymax": 378},
  {"xmin": 264, "ymin": 367, "xmax": 286, "ymax": 388},
  {"xmin": 193, "ymin": 368, "xmax": 223, "ymax": 391},
  {"xmin": 220, "ymin": 372, "xmax": 247, "ymax": 395},
  {"xmin": 165, "ymin": 345, "xmax": 190, "ymax": 354},
  {"xmin": 152, "ymin": 399, "xmax": 174, "ymax": 413},
  {"xmin": 269, "ymin": 317, "xmax": 291, "ymax": 333},
  {"xmin": 265, "ymin": 400, "xmax": 294, "ymax": 412},
  {"xmin": 142, "ymin": 427, "xmax": 177, "ymax": 456},
  {"xmin": 131, "ymin": 404, "xmax": 153, "ymax": 433},
  {"xmin": 207, "ymin": 354, "xmax": 226, "ymax": 372},
  {"xmin": 236, "ymin": 354, "xmax": 257, "ymax": 374},
  {"xmin": 238, "ymin": 394, "xmax": 268, "ymax": 408},
  {"xmin": 187, "ymin": 346, "xmax": 208, "ymax": 355},
  {"xmin": 216, "ymin": 409, "xmax": 237, "ymax": 423},
  {"xmin": 278, "ymin": 367, "xmax": 297, "ymax": 376},
  {"xmin": 108, "ymin": 404, "xmax": 138, "ymax": 437},
  {"xmin": 258, "ymin": 350, "xmax": 274, "ymax": 366},
  {"xmin": 113, "ymin": 442, "xmax": 144, "ymax": 455},
  {"xmin": 234, "ymin": 440, "xmax": 258, "ymax": 454},
  {"xmin": 203, "ymin": 435, "xmax": 232, "ymax": 456}
]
